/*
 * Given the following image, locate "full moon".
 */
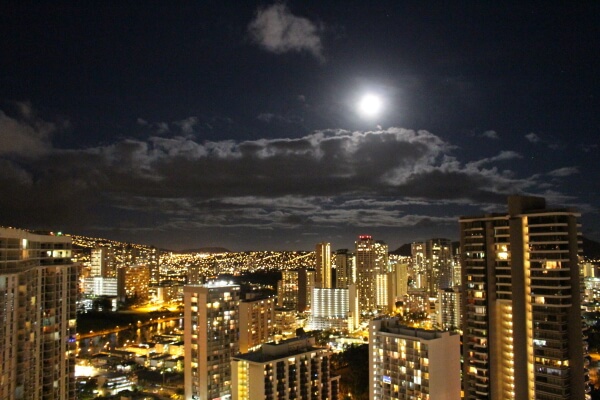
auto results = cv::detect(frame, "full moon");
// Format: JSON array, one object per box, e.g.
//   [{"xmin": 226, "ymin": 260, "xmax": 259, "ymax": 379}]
[{"xmin": 358, "ymin": 94, "xmax": 383, "ymax": 117}]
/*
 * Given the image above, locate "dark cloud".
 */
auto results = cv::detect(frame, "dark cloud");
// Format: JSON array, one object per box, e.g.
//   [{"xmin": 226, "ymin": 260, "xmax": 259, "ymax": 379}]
[
  {"xmin": 1, "ymin": 105, "xmax": 595, "ymax": 249},
  {"xmin": 2, "ymin": 108, "xmax": 584, "ymax": 249}
]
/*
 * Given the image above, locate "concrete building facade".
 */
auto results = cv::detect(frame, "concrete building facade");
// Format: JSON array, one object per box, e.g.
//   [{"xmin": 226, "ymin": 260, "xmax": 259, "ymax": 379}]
[
  {"xmin": 0, "ymin": 228, "xmax": 78, "ymax": 400},
  {"xmin": 460, "ymin": 196, "xmax": 587, "ymax": 400},
  {"xmin": 231, "ymin": 336, "xmax": 339, "ymax": 400},
  {"xmin": 184, "ymin": 282, "xmax": 240, "ymax": 400},
  {"xmin": 369, "ymin": 317, "xmax": 461, "ymax": 400}
]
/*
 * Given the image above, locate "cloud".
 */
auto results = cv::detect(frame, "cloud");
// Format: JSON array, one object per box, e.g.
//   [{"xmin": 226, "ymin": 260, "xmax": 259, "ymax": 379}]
[
  {"xmin": 248, "ymin": 3, "xmax": 324, "ymax": 62},
  {"xmin": 524, "ymin": 132, "xmax": 563, "ymax": 150},
  {"xmin": 525, "ymin": 132, "xmax": 541, "ymax": 143},
  {"xmin": 466, "ymin": 150, "xmax": 522, "ymax": 168},
  {"xmin": 0, "ymin": 106, "xmax": 56, "ymax": 158},
  {"xmin": 548, "ymin": 167, "xmax": 579, "ymax": 177},
  {"xmin": 257, "ymin": 112, "xmax": 303, "ymax": 125},
  {"xmin": 481, "ymin": 130, "xmax": 499, "ymax": 139},
  {"xmin": 0, "ymin": 117, "xmax": 588, "ymax": 247},
  {"xmin": 174, "ymin": 117, "xmax": 198, "ymax": 135},
  {"xmin": 137, "ymin": 116, "xmax": 200, "ymax": 136}
]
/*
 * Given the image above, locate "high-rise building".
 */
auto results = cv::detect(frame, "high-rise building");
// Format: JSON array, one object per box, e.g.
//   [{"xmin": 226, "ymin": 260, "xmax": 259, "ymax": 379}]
[
  {"xmin": 184, "ymin": 281, "xmax": 240, "ymax": 400},
  {"xmin": 369, "ymin": 317, "xmax": 461, "ymax": 400},
  {"xmin": 316, "ymin": 242, "xmax": 332, "ymax": 288},
  {"xmin": 437, "ymin": 287, "xmax": 461, "ymax": 332},
  {"xmin": 117, "ymin": 264, "xmax": 151, "ymax": 304},
  {"xmin": 309, "ymin": 287, "xmax": 358, "ymax": 331},
  {"xmin": 334, "ymin": 249, "xmax": 355, "ymax": 289},
  {"xmin": 460, "ymin": 196, "xmax": 587, "ymax": 399},
  {"xmin": 278, "ymin": 270, "xmax": 299, "ymax": 310},
  {"xmin": 411, "ymin": 242, "xmax": 427, "ymax": 289},
  {"xmin": 356, "ymin": 235, "xmax": 388, "ymax": 316},
  {"xmin": 146, "ymin": 246, "xmax": 160, "ymax": 285},
  {"xmin": 0, "ymin": 228, "xmax": 78, "ymax": 400},
  {"xmin": 298, "ymin": 268, "xmax": 315, "ymax": 312},
  {"xmin": 82, "ymin": 276, "xmax": 118, "ymax": 297},
  {"xmin": 239, "ymin": 295, "xmax": 276, "ymax": 353},
  {"xmin": 426, "ymin": 238, "xmax": 453, "ymax": 295},
  {"xmin": 274, "ymin": 308, "xmax": 298, "ymax": 340},
  {"xmin": 231, "ymin": 336, "xmax": 340, "ymax": 400},
  {"xmin": 387, "ymin": 263, "xmax": 409, "ymax": 313},
  {"xmin": 91, "ymin": 246, "xmax": 107, "ymax": 277}
]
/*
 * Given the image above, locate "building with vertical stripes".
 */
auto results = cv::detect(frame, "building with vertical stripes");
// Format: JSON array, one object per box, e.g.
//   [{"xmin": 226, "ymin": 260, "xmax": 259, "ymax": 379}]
[
  {"xmin": 460, "ymin": 196, "xmax": 587, "ymax": 399},
  {"xmin": 0, "ymin": 228, "xmax": 78, "ymax": 400}
]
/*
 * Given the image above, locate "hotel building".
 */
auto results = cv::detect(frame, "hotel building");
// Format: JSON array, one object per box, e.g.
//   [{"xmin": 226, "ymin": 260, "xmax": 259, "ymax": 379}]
[
  {"xmin": 309, "ymin": 286, "xmax": 358, "ymax": 332},
  {"xmin": 369, "ymin": 317, "xmax": 461, "ymax": 400},
  {"xmin": 0, "ymin": 228, "xmax": 78, "ymax": 400},
  {"xmin": 460, "ymin": 196, "xmax": 587, "ymax": 399},
  {"xmin": 184, "ymin": 282, "xmax": 240, "ymax": 400}
]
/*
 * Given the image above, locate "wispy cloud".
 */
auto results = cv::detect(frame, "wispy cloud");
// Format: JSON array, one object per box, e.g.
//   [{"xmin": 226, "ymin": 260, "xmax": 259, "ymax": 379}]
[
  {"xmin": 548, "ymin": 167, "xmax": 579, "ymax": 177},
  {"xmin": 481, "ymin": 130, "xmax": 499, "ymax": 140},
  {"xmin": 248, "ymin": 3, "xmax": 324, "ymax": 62}
]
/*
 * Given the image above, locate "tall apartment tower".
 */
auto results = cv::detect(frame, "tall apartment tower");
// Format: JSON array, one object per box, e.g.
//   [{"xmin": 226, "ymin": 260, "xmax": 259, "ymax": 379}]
[
  {"xmin": 231, "ymin": 336, "xmax": 340, "ymax": 400},
  {"xmin": 387, "ymin": 262, "xmax": 409, "ymax": 313},
  {"xmin": 90, "ymin": 247, "xmax": 107, "ymax": 276},
  {"xmin": 298, "ymin": 268, "xmax": 315, "ymax": 312},
  {"xmin": 437, "ymin": 287, "xmax": 461, "ymax": 332},
  {"xmin": 369, "ymin": 317, "xmax": 461, "ymax": 400},
  {"xmin": 426, "ymin": 238, "xmax": 453, "ymax": 295},
  {"xmin": 460, "ymin": 196, "xmax": 587, "ymax": 400},
  {"xmin": 411, "ymin": 242, "xmax": 427, "ymax": 289},
  {"xmin": 316, "ymin": 242, "xmax": 332, "ymax": 288},
  {"xmin": 239, "ymin": 295, "xmax": 276, "ymax": 353},
  {"xmin": 334, "ymin": 249, "xmax": 355, "ymax": 289},
  {"xmin": 356, "ymin": 236, "xmax": 388, "ymax": 316},
  {"xmin": 184, "ymin": 282, "xmax": 240, "ymax": 400},
  {"xmin": 0, "ymin": 228, "xmax": 78, "ymax": 400},
  {"xmin": 278, "ymin": 270, "xmax": 299, "ymax": 310}
]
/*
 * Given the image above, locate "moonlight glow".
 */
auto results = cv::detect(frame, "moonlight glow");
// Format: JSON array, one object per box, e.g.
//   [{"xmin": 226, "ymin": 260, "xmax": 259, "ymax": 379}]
[{"xmin": 358, "ymin": 94, "xmax": 383, "ymax": 118}]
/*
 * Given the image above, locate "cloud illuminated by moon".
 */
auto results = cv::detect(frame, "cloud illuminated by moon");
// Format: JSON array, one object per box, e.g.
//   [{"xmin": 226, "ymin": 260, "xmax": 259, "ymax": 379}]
[{"xmin": 358, "ymin": 94, "xmax": 383, "ymax": 118}]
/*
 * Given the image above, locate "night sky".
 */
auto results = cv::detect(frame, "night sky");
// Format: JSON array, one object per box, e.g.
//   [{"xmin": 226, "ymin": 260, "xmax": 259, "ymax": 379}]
[{"xmin": 1, "ymin": 2, "xmax": 599, "ymax": 251}]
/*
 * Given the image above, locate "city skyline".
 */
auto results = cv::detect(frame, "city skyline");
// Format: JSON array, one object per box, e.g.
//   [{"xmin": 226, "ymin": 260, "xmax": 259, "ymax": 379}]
[{"xmin": 1, "ymin": 2, "xmax": 599, "ymax": 251}]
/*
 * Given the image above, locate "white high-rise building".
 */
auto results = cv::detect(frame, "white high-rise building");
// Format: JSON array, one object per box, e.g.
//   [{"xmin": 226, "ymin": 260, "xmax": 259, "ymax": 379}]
[
  {"xmin": 184, "ymin": 281, "xmax": 240, "ymax": 400},
  {"xmin": 309, "ymin": 287, "xmax": 358, "ymax": 331},
  {"xmin": 0, "ymin": 228, "xmax": 78, "ymax": 400},
  {"xmin": 369, "ymin": 317, "xmax": 461, "ymax": 400}
]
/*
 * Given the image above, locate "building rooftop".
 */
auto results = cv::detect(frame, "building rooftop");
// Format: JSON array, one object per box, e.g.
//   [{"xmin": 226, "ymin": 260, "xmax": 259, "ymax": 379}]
[
  {"xmin": 233, "ymin": 336, "xmax": 323, "ymax": 363},
  {"xmin": 373, "ymin": 317, "xmax": 458, "ymax": 340}
]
